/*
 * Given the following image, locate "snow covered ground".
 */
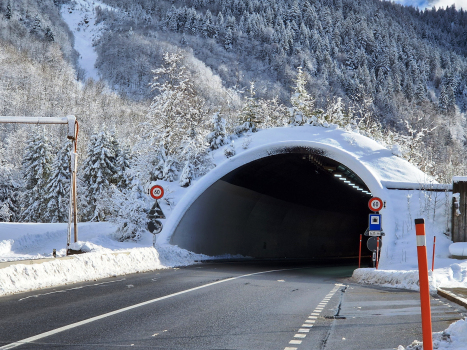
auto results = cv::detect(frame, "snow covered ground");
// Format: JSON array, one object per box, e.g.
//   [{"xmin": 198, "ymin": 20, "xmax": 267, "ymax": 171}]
[
  {"xmin": 0, "ymin": 222, "xmax": 210, "ymax": 297},
  {"xmin": 60, "ymin": 0, "xmax": 114, "ymax": 80}
]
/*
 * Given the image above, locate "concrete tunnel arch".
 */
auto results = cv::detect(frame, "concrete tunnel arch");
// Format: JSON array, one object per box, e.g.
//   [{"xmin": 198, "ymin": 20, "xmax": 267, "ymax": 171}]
[{"xmin": 159, "ymin": 139, "xmax": 394, "ymax": 260}]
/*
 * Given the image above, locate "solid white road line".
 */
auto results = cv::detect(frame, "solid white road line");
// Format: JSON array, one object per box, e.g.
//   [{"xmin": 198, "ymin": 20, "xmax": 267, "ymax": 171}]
[{"xmin": 0, "ymin": 268, "xmax": 293, "ymax": 350}]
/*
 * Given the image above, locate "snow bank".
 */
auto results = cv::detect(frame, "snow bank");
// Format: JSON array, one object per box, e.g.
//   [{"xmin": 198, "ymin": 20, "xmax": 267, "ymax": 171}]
[
  {"xmin": 397, "ymin": 318, "xmax": 467, "ymax": 350},
  {"xmin": 352, "ymin": 261, "xmax": 467, "ymax": 293},
  {"xmin": 0, "ymin": 244, "xmax": 209, "ymax": 297}
]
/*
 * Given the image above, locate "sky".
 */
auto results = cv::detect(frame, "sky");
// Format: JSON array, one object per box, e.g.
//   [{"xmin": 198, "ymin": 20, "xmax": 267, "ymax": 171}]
[{"xmin": 392, "ymin": 0, "xmax": 466, "ymax": 10}]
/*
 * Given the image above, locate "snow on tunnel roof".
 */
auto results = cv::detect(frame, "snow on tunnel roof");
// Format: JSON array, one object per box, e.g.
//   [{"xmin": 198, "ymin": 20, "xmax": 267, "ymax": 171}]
[
  {"xmin": 211, "ymin": 126, "xmax": 431, "ymax": 184},
  {"xmin": 160, "ymin": 125, "xmax": 432, "ymax": 244}
]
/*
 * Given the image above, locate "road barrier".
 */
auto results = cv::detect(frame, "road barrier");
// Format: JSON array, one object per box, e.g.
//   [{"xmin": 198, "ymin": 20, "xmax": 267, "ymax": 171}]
[{"xmin": 415, "ymin": 218, "xmax": 433, "ymax": 350}]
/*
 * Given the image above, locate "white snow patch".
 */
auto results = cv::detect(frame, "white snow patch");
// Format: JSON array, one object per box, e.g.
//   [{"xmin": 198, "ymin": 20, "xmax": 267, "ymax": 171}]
[{"xmin": 60, "ymin": 0, "xmax": 115, "ymax": 80}]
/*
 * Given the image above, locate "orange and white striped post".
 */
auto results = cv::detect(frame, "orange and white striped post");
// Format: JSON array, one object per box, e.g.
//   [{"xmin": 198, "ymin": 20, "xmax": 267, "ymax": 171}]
[
  {"xmin": 415, "ymin": 218, "xmax": 433, "ymax": 350},
  {"xmin": 358, "ymin": 234, "xmax": 362, "ymax": 268}
]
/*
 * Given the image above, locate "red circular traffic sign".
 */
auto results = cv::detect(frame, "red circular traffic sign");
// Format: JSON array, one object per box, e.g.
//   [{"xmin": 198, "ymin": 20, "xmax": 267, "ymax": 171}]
[
  {"xmin": 150, "ymin": 185, "xmax": 164, "ymax": 200},
  {"xmin": 368, "ymin": 197, "xmax": 383, "ymax": 212}
]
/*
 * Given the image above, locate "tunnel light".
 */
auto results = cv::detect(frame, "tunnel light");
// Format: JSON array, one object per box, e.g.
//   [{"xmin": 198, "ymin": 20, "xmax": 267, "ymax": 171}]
[
  {"xmin": 344, "ymin": 180, "xmax": 351, "ymax": 183},
  {"xmin": 338, "ymin": 177, "xmax": 347, "ymax": 181},
  {"xmin": 334, "ymin": 173, "xmax": 342, "ymax": 178}
]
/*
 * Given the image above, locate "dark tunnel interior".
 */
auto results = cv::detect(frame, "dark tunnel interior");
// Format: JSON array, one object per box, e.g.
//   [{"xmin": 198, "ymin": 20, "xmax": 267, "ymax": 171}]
[{"xmin": 170, "ymin": 151, "xmax": 373, "ymax": 260}]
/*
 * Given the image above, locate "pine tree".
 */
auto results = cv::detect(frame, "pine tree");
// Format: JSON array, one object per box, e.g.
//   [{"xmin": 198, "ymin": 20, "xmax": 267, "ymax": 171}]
[
  {"xmin": 290, "ymin": 67, "xmax": 315, "ymax": 126},
  {"xmin": 235, "ymin": 81, "xmax": 261, "ymax": 135},
  {"xmin": 80, "ymin": 129, "xmax": 118, "ymax": 221},
  {"xmin": 21, "ymin": 132, "xmax": 52, "ymax": 222},
  {"xmin": 112, "ymin": 170, "xmax": 150, "ymax": 242},
  {"xmin": 44, "ymin": 142, "xmax": 71, "ymax": 223},
  {"xmin": 0, "ymin": 165, "xmax": 19, "ymax": 222},
  {"xmin": 206, "ymin": 113, "xmax": 228, "ymax": 150},
  {"xmin": 45, "ymin": 27, "xmax": 54, "ymax": 42},
  {"xmin": 5, "ymin": 1, "xmax": 11, "ymax": 20}
]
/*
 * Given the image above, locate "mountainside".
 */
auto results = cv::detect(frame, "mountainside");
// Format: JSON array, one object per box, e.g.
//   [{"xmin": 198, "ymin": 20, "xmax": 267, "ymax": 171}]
[{"xmin": 1, "ymin": 0, "xmax": 467, "ymax": 225}]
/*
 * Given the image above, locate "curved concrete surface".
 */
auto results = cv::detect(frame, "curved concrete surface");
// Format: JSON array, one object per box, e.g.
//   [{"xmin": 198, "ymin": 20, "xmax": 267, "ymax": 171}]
[{"xmin": 170, "ymin": 153, "xmax": 372, "ymax": 258}]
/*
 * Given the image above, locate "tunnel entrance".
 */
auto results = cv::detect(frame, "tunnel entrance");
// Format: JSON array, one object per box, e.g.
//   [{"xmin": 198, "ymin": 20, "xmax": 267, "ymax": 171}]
[{"xmin": 170, "ymin": 150, "xmax": 373, "ymax": 260}]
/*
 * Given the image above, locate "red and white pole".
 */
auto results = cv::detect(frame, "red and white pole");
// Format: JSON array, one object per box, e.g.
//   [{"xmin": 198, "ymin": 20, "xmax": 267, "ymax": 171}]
[
  {"xmin": 415, "ymin": 218, "xmax": 433, "ymax": 350},
  {"xmin": 358, "ymin": 234, "xmax": 362, "ymax": 268},
  {"xmin": 432, "ymin": 236, "xmax": 436, "ymax": 272}
]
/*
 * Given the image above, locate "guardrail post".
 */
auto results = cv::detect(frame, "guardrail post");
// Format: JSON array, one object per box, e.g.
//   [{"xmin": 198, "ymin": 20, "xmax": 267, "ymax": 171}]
[{"xmin": 415, "ymin": 218, "xmax": 433, "ymax": 350}]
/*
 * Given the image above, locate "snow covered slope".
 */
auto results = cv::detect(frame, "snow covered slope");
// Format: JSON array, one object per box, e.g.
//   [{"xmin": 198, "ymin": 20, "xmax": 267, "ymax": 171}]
[{"xmin": 60, "ymin": 0, "xmax": 114, "ymax": 80}]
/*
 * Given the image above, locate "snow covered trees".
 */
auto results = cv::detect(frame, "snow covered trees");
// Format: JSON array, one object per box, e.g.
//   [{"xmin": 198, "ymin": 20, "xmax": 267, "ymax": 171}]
[
  {"xmin": 20, "ymin": 132, "xmax": 52, "ymax": 223},
  {"xmin": 43, "ymin": 142, "xmax": 71, "ymax": 223},
  {"xmin": 144, "ymin": 51, "xmax": 211, "ymax": 184},
  {"xmin": 80, "ymin": 129, "xmax": 127, "ymax": 221}
]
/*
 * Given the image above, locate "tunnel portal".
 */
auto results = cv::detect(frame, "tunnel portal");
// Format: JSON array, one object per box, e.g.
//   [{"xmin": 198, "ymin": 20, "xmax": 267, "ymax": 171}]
[{"xmin": 170, "ymin": 150, "xmax": 373, "ymax": 259}]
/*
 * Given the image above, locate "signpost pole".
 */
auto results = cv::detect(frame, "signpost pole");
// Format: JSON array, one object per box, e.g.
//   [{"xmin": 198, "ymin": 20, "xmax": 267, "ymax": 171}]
[
  {"xmin": 358, "ymin": 234, "xmax": 362, "ymax": 268},
  {"xmin": 414, "ymin": 218, "xmax": 433, "ymax": 350},
  {"xmin": 432, "ymin": 236, "xmax": 436, "ymax": 272},
  {"xmin": 376, "ymin": 237, "xmax": 380, "ymax": 269}
]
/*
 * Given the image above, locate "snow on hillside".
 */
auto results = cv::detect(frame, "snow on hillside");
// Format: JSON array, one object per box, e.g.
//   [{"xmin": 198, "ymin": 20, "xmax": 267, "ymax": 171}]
[{"xmin": 60, "ymin": 0, "xmax": 115, "ymax": 80}]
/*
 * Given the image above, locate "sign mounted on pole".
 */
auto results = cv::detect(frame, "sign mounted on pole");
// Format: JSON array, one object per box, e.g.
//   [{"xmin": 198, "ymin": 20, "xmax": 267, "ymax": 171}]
[
  {"xmin": 150, "ymin": 185, "xmax": 164, "ymax": 200},
  {"xmin": 368, "ymin": 197, "xmax": 383, "ymax": 212}
]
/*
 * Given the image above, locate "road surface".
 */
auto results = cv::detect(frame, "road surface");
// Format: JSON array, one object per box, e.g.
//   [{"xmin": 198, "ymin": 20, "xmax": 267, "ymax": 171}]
[{"xmin": 0, "ymin": 261, "xmax": 464, "ymax": 349}]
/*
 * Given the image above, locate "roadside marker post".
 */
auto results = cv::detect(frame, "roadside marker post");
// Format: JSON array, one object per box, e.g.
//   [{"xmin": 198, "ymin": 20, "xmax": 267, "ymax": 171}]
[
  {"xmin": 358, "ymin": 234, "xmax": 362, "ymax": 268},
  {"xmin": 414, "ymin": 218, "xmax": 433, "ymax": 350},
  {"xmin": 376, "ymin": 237, "xmax": 380, "ymax": 269},
  {"xmin": 432, "ymin": 236, "xmax": 436, "ymax": 272}
]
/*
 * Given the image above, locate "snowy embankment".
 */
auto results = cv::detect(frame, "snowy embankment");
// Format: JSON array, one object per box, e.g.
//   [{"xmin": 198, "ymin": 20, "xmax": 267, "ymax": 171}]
[
  {"xmin": 0, "ymin": 222, "xmax": 209, "ymax": 297},
  {"xmin": 60, "ymin": 0, "xmax": 114, "ymax": 80}
]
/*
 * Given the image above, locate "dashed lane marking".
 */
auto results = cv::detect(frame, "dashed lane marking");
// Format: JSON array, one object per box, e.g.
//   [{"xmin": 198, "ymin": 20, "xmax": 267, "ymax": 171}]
[{"xmin": 283, "ymin": 284, "xmax": 343, "ymax": 350}]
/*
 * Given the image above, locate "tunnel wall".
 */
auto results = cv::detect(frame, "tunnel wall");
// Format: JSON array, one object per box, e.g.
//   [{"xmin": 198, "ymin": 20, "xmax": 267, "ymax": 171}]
[
  {"xmin": 160, "ymin": 141, "xmax": 394, "ymax": 260},
  {"xmin": 170, "ymin": 180, "xmax": 365, "ymax": 258}
]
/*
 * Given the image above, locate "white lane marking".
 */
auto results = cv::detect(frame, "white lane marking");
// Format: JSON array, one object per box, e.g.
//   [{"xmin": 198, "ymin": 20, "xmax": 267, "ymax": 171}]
[
  {"xmin": 301, "ymin": 324, "xmax": 313, "ymax": 327},
  {"xmin": 308, "ymin": 316, "xmax": 318, "ymax": 319},
  {"xmin": 289, "ymin": 340, "xmax": 302, "ymax": 344},
  {"xmin": 310, "ymin": 312, "xmax": 320, "ymax": 316},
  {"xmin": 294, "ymin": 334, "xmax": 307, "ymax": 338},
  {"xmin": 1, "ymin": 268, "xmax": 292, "ymax": 350},
  {"xmin": 284, "ymin": 347, "xmax": 298, "ymax": 350},
  {"xmin": 298, "ymin": 328, "xmax": 310, "ymax": 333},
  {"xmin": 305, "ymin": 319, "xmax": 315, "ymax": 323},
  {"xmin": 18, "ymin": 279, "xmax": 126, "ymax": 301}
]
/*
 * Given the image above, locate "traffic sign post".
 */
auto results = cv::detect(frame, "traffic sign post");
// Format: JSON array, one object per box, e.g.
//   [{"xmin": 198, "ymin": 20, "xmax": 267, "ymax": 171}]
[
  {"xmin": 150, "ymin": 185, "xmax": 164, "ymax": 200},
  {"xmin": 367, "ymin": 236, "xmax": 383, "ymax": 268},
  {"xmin": 147, "ymin": 184, "xmax": 165, "ymax": 247},
  {"xmin": 368, "ymin": 197, "xmax": 383, "ymax": 212}
]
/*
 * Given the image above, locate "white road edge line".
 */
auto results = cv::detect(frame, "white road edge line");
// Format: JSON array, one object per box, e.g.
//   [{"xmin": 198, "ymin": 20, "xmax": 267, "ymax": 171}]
[{"xmin": 0, "ymin": 268, "xmax": 292, "ymax": 350}]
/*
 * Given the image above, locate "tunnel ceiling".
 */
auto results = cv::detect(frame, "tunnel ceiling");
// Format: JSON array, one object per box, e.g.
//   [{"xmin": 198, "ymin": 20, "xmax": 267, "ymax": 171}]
[
  {"xmin": 221, "ymin": 152, "xmax": 371, "ymax": 214},
  {"xmin": 170, "ymin": 151, "xmax": 373, "ymax": 259}
]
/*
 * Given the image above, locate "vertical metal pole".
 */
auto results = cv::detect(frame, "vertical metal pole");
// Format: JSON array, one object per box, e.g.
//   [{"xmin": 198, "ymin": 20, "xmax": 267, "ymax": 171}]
[
  {"xmin": 432, "ymin": 236, "xmax": 436, "ymax": 272},
  {"xmin": 376, "ymin": 237, "xmax": 380, "ymax": 269},
  {"xmin": 358, "ymin": 234, "xmax": 362, "ymax": 268},
  {"xmin": 73, "ymin": 143, "xmax": 78, "ymax": 243},
  {"xmin": 67, "ymin": 141, "xmax": 74, "ymax": 253},
  {"xmin": 415, "ymin": 218, "xmax": 433, "ymax": 350}
]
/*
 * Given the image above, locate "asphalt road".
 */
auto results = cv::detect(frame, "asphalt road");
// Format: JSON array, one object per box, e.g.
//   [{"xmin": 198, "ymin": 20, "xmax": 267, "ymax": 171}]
[{"xmin": 0, "ymin": 261, "xmax": 464, "ymax": 350}]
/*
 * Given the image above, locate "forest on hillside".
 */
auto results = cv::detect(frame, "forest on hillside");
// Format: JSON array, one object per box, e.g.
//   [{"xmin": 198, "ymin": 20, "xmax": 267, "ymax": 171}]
[{"xmin": 0, "ymin": 0, "xmax": 466, "ymax": 237}]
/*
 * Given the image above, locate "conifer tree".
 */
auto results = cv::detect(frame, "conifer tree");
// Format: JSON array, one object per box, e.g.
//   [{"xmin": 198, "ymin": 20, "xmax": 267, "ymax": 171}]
[
  {"xmin": 44, "ymin": 142, "xmax": 71, "ymax": 223},
  {"xmin": 80, "ymin": 129, "xmax": 118, "ymax": 221},
  {"xmin": 21, "ymin": 132, "xmax": 52, "ymax": 222},
  {"xmin": 290, "ymin": 67, "xmax": 315, "ymax": 126},
  {"xmin": 235, "ymin": 81, "xmax": 261, "ymax": 135},
  {"xmin": 206, "ymin": 113, "xmax": 228, "ymax": 150}
]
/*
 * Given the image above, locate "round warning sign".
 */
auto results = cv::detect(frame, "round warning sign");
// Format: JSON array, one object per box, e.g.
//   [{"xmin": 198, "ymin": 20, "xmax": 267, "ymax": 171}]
[
  {"xmin": 150, "ymin": 185, "xmax": 164, "ymax": 200},
  {"xmin": 368, "ymin": 197, "xmax": 383, "ymax": 212}
]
